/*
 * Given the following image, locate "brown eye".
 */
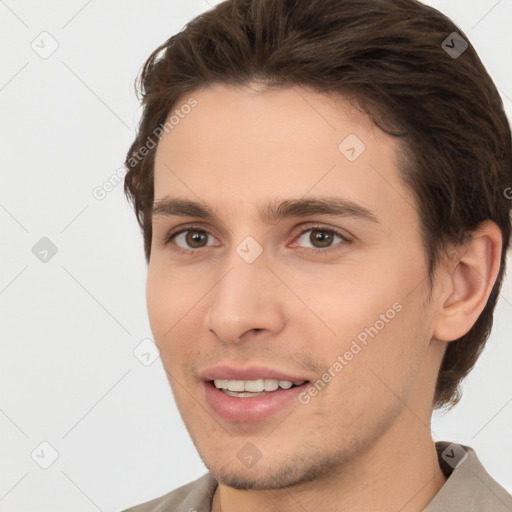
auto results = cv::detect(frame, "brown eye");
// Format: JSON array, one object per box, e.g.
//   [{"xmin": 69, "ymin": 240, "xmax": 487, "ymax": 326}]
[
  {"xmin": 169, "ymin": 229, "xmax": 216, "ymax": 249},
  {"xmin": 309, "ymin": 228, "xmax": 334, "ymax": 248},
  {"xmin": 296, "ymin": 227, "xmax": 346, "ymax": 250},
  {"xmin": 185, "ymin": 230, "xmax": 209, "ymax": 248}
]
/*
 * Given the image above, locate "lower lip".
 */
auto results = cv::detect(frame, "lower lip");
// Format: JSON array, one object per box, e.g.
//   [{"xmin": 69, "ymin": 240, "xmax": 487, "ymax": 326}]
[{"xmin": 203, "ymin": 381, "xmax": 309, "ymax": 423}]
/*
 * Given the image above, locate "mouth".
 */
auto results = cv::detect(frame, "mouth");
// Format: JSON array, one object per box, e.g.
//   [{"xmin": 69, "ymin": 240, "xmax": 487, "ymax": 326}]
[
  {"xmin": 199, "ymin": 364, "xmax": 313, "ymax": 422},
  {"xmin": 210, "ymin": 378, "xmax": 308, "ymax": 397},
  {"xmin": 202, "ymin": 375, "xmax": 311, "ymax": 423}
]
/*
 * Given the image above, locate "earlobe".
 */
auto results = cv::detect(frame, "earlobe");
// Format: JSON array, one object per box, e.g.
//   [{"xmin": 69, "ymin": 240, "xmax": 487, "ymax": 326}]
[{"xmin": 433, "ymin": 220, "xmax": 503, "ymax": 343}]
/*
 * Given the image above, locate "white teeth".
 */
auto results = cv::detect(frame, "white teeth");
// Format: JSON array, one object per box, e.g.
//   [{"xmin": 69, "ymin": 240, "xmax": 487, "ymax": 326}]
[
  {"xmin": 244, "ymin": 379, "xmax": 265, "ymax": 392},
  {"xmin": 214, "ymin": 379, "xmax": 230, "ymax": 390},
  {"xmin": 227, "ymin": 380, "xmax": 245, "ymax": 392},
  {"xmin": 263, "ymin": 379, "xmax": 279, "ymax": 391},
  {"xmin": 213, "ymin": 379, "xmax": 303, "ymax": 392}
]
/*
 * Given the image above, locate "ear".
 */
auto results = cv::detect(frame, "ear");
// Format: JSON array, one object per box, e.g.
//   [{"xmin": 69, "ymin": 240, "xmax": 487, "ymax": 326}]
[{"xmin": 433, "ymin": 220, "xmax": 503, "ymax": 342}]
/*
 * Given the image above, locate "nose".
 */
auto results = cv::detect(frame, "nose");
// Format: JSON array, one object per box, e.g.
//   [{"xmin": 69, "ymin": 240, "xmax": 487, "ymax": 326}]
[{"xmin": 203, "ymin": 251, "xmax": 286, "ymax": 344}]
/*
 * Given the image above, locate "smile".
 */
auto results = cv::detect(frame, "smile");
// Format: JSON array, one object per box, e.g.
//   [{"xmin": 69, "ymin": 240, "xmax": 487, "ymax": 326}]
[
  {"xmin": 204, "ymin": 379, "xmax": 310, "ymax": 422},
  {"xmin": 213, "ymin": 378, "xmax": 307, "ymax": 397}
]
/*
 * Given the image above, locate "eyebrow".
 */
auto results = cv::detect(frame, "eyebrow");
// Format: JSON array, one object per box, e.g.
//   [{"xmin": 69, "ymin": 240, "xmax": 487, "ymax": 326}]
[{"xmin": 152, "ymin": 196, "xmax": 379, "ymax": 225}]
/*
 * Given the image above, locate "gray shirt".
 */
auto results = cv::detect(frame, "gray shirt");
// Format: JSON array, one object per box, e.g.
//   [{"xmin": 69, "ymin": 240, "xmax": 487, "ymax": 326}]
[{"xmin": 122, "ymin": 441, "xmax": 512, "ymax": 511}]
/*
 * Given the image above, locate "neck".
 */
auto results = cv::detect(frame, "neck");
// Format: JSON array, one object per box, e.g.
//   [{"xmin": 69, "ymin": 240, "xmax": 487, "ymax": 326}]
[{"xmin": 211, "ymin": 411, "xmax": 447, "ymax": 512}]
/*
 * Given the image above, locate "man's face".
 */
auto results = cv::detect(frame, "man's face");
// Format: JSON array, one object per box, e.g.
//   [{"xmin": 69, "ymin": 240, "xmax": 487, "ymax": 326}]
[{"xmin": 147, "ymin": 83, "xmax": 443, "ymax": 489}]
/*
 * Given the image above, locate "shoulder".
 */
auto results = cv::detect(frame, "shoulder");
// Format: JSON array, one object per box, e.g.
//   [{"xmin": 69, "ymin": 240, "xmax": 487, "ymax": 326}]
[
  {"xmin": 426, "ymin": 441, "xmax": 512, "ymax": 511},
  {"xmin": 120, "ymin": 472, "xmax": 218, "ymax": 512}
]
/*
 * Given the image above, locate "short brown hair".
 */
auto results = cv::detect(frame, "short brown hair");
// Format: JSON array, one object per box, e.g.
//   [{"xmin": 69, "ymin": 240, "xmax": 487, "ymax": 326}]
[{"xmin": 124, "ymin": 0, "xmax": 512, "ymax": 410}]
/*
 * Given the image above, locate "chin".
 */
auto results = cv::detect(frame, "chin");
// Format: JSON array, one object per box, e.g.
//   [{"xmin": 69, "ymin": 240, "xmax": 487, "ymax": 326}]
[{"xmin": 204, "ymin": 451, "xmax": 342, "ymax": 490}]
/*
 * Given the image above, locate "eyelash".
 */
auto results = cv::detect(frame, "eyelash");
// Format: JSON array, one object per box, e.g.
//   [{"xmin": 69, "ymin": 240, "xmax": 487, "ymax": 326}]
[{"xmin": 162, "ymin": 223, "xmax": 351, "ymax": 254}]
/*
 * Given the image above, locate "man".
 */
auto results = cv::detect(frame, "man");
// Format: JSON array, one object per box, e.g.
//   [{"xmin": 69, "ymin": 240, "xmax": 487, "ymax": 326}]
[{"xmin": 122, "ymin": 0, "xmax": 512, "ymax": 510}]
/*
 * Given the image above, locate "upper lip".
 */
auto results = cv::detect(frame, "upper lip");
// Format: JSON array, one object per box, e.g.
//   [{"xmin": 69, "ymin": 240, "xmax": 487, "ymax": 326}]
[{"xmin": 199, "ymin": 364, "xmax": 310, "ymax": 383}]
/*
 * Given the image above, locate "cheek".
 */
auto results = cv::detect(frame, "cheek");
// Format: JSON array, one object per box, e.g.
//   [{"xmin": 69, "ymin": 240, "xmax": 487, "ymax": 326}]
[
  {"xmin": 146, "ymin": 265, "xmax": 192, "ymax": 347},
  {"xmin": 146, "ymin": 260, "xmax": 202, "ymax": 330},
  {"xmin": 300, "ymin": 304, "xmax": 428, "ymax": 445},
  {"xmin": 284, "ymin": 262, "xmax": 404, "ymax": 342},
  {"xmin": 294, "ymin": 259, "xmax": 429, "ymax": 396},
  {"xmin": 145, "ymin": 263, "xmax": 214, "ymax": 379},
  {"xmin": 333, "ymin": 295, "xmax": 430, "ymax": 420}
]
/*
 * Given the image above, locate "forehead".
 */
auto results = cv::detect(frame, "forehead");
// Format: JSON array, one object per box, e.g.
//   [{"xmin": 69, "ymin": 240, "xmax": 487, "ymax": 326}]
[
  {"xmin": 155, "ymin": 83, "xmax": 378, "ymax": 171},
  {"xmin": 152, "ymin": 83, "xmax": 416, "ymax": 227}
]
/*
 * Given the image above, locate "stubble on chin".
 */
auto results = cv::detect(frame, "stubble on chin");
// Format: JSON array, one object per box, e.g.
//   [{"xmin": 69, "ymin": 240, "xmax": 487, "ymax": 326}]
[{"xmin": 201, "ymin": 446, "xmax": 349, "ymax": 491}]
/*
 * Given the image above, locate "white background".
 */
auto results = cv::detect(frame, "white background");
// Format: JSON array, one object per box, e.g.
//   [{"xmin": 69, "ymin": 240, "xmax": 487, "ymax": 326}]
[{"xmin": 1, "ymin": 1, "xmax": 511, "ymax": 511}]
